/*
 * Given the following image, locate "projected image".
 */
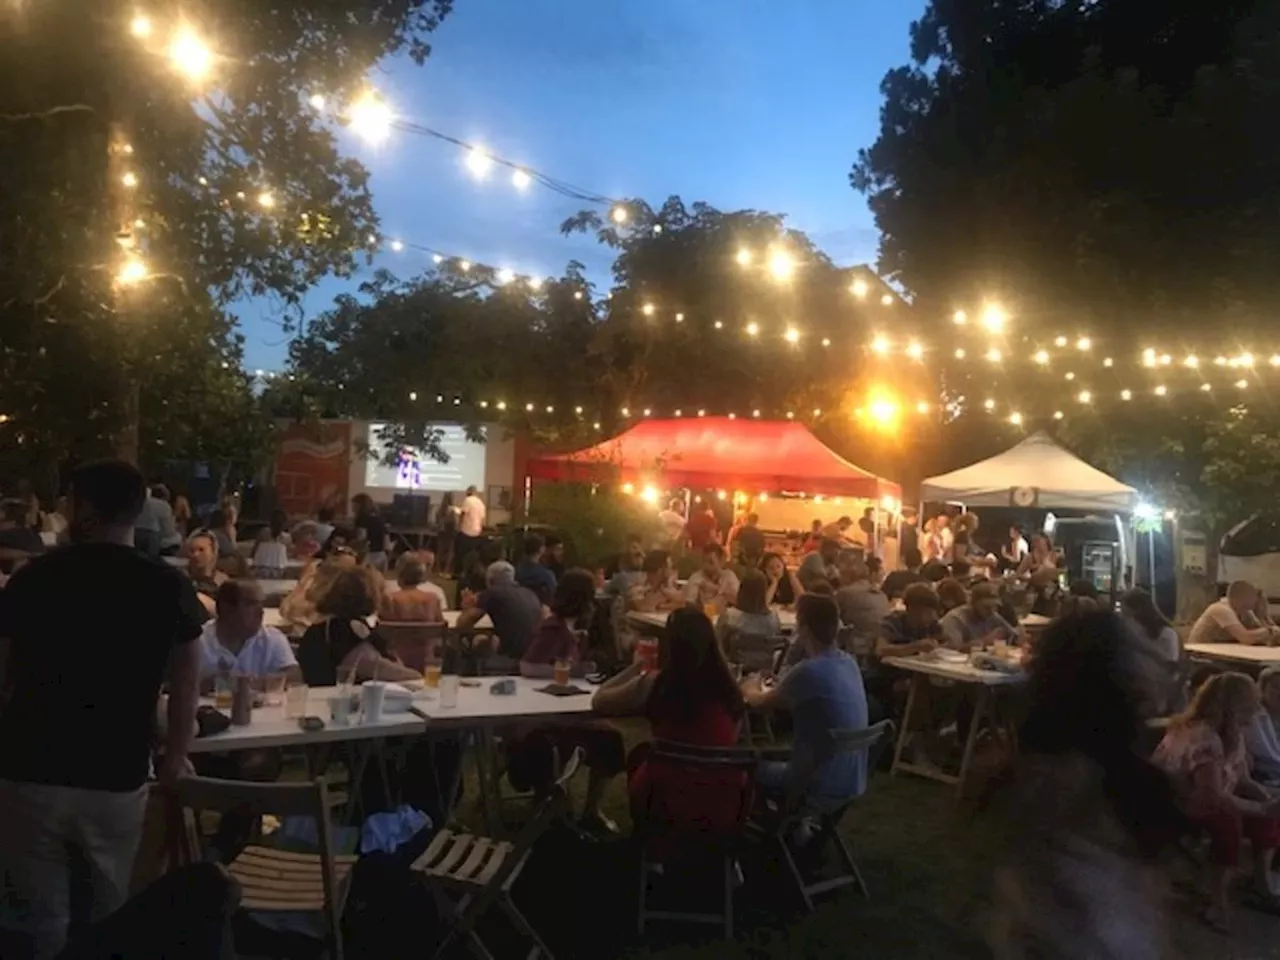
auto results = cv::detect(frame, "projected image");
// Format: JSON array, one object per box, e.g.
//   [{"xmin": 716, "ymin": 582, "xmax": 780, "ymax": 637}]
[{"xmin": 364, "ymin": 423, "xmax": 487, "ymax": 492}]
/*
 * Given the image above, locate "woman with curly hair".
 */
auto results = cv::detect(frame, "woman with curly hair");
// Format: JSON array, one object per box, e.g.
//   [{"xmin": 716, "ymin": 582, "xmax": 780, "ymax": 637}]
[{"xmin": 296, "ymin": 566, "xmax": 418, "ymax": 686}]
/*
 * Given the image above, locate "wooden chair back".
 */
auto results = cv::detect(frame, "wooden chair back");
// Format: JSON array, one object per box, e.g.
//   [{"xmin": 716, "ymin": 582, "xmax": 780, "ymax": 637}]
[
  {"xmin": 783, "ymin": 719, "xmax": 896, "ymax": 810},
  {"xmin": 641, "ymin": 741, "xmax": 759, "ymax": 840},
  {"xmin": 172, "ymin": 776, "xmax": 348, "ymax": 959},
  {"xmin": 379, "ymin": 621, "xmax": 446, "ymax": 672}
]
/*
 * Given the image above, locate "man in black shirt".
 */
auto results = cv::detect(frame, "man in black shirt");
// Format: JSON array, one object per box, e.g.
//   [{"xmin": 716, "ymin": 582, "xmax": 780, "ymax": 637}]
[
  {"xmin": 881, "ymin": 547, "xmax": 928, "ymax": 601},
  {"xmin": 733, "ymin": 512, "xmax": 766, "ymax": 568},
  {"xmin": 0, "ymin": 461, "xmax": 204, "ymax": 958}
]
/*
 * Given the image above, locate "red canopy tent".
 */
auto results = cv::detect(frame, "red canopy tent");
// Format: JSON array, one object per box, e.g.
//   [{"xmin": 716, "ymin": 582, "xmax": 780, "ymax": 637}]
[{"xmin": 526, "ymin": 418, "xmax": 900, "ymax": 500}]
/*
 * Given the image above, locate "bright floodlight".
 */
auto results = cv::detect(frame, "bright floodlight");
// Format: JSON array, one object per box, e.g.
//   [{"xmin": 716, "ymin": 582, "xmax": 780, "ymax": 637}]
[
  {"xmin": 465, "ymin": 148, "xmax": 493, "ymax": 179},
  {"xmin": 767, "ymin": 250, "xmax": 795, "ymax": 282},
  {"xmin": 168, "ymin": 28, "xmax": 212, "ymax": 82},
  {"xmin": 980, "ymin": 303, "xmax": 1007, "ymax": 333},
  {"xmin": 511, "ymin": 169, "xmax": 531, "ymax": 190},
  {"xmin": 347, "ymin": 91, "xmax": 392, "ymax": 145}
]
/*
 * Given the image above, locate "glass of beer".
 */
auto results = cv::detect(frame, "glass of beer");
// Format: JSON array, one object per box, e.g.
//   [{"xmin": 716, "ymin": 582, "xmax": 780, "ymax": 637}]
[
  {"xmin": 553, "ymin": 658, "xmax": 572, "ymax": 687},
  {"xmin": 214, "ymin": 670, "xmax": 233, "ymax": 709},
  {"xmin": 424, "ymin": 658, "xmax": 442, "ymax": 690}
]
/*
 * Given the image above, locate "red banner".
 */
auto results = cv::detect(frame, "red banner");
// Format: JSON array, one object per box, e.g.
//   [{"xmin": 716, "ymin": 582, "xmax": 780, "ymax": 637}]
[{"xmin": 274, "ymin": 421, "xmax": 351, "ymax": 517}]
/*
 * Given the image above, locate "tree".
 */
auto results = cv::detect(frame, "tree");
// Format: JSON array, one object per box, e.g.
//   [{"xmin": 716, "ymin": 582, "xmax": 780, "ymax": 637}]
[
  {"xmin": 851, "ymin": 0, "xmax": 1280, "ymax": 520},
  {"xmin": 0, "ymin": 0, "xmax": 453, "ymax": 487}
]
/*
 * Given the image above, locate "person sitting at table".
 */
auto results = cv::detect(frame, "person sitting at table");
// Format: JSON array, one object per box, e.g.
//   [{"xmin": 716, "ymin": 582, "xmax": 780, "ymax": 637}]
[
  {"xmin": 935, "ymin": 577, "xmax": 968, "ymax": 615},
  {"xmin": 716, "ymin": 569, "xmax": 782, "ymax": 669},
  {"xmin": 296, "ymin": 567, "xmax": 419, "ymax": 685},
  {"xmin": 381, "ymin": 555, "xmax": 445, "ymax": 623},
  {"xmin": 761, "ymin": 551, "xmax": 804, "ymax": 607},
  {"xmin": 603, "ymin": 536, "xmax": 648, "ymax": 600},
  {"xmin": 1245, "ymin": 668, "xmax": 1280, "ymax": 787},
  {"xmin": 1153, "ymin": 672, "xmax": 1280, "ymax": 928},
  {"xmin": 511, "ymin": 570, "xmax": 625, "ymax": 834},
  {"xmin": 939, "ymin": 581, "xmax": 1019, "ymax": 652},
  {"xmin": 514, "ymin": 533, "xmax": 557, "ymax": 605},
  {"xmin": 185, "ymin": 530, "xmax": 228, "ymax": 616},
  {"xmin": 684, "ymin": 542, "xmax": 741, "ymax": 612},
  {"xmin": 797, "ymin": 537, "xmax": 840, "ymax": 593},
  {"xmin": 204, "ymin": 508, "xmax": 238, "ymax": 562},
  {"xmin": 836, "ymin": 555, "xmax": 890, "ymax": 658},
  {"xmin": 627, "ymin": 549, "xmax": 684, "ymax": 614},
  {"xmin": 876, "ymin": 583, "xmax": 943, "ymax": 659},
  {"xmin": 881, "ymin": 547, "xmax": 926, "ymax": 602},
  {"xmin": 742, "ymin": 594, "xmax": 870, "ymax": 810},
  {"xmin": 198, "ymin": 580, "xmax": 300, "ymax": 689},
  {"xmin": 290, "ymin": 521, "xmax": 322, "ymax": 561},
  {"xmin": 384, "ymin": 549, "xmax": 448, "ymax": 610},
  {"xmin": 279, "ymin": 553, "xmax": 356, "ymax": 631},
  {"xmin": 592, "ymin": 606, "xmax": 746, "ymax": 828},
  {"xmin": 317, "ymin": 525, "xmax": 356, "ymax": 559},
  {"xmin": 1120, "ymin": 588, "xmax": 1183, "ymax": 714},
  {"xmin": 456, "ymin": 560, "xmax": 544, "ymax": 660},
  {"xmin": 542, "ymin": 533, "xmax": 567, "ymax": 581},
  {"xmin": 1187, "ymin": 580, "xmax": 1278, "ymax": 647}
]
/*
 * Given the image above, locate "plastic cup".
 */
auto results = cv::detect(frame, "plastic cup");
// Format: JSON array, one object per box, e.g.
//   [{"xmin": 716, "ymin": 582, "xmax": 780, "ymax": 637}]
[
  {"xmin": 424, "ymin": 660, "xmax": 442, "ymax": 690},
  {"xmin": 284, "ymin": 683, "xmax": 308, "ymax": 719},
  {"xmin": 328, "ymin": 694, "xmax": 351, "ymax": 726},
  {"xmin": 361, "ymin": 681, "xmax": 387, "ymax": 724},
  {"xmin": 262, "ymin": 673, "xmax": 287, "ymax": 707},
  {"xmin": 703, "ymin": 601, "xmax": 719, "ymax": 620},
  {"xmin": 636, "ymin": 638, "xmax": 658, "ymax": 673},
  {"xmin": 553, "ymin": 658, "xmax": 572, "ymax": 687},
  {"xmin": 439, "ymin": 674, "xmax": 459, "ymax": 709}
]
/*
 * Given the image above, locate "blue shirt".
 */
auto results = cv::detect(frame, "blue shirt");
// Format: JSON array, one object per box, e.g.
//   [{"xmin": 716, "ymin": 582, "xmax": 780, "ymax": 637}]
[
  {"xmin": 514, "ymin": 558, "xmax": 557, "ymax": 605},
  {"xmin": 1246, "ymin": 710, "xmax": 1280, "ymax": 784},
  {"xmin": 778, "ymin": 647, "xmax": 870, "ymax": 804}
]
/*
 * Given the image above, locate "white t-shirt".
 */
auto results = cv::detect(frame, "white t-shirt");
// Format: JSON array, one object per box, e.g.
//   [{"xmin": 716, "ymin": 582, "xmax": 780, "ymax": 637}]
[
  {"xmin": 684, "ymin": 569, "xmax": 742, "ymax": 608},
  {"xmin": 459, "ymin": 494, "xmax": 486, "ymax": 537},
  {"xmin": 1007, "ymin": 537, "xmax": 1029, "ymax": 561},
  {"xmin": 658, "ymin": 509, "xmax": 686, "ymax": 541},
  {"xmin": 1186, "ymin": 599, "xmax": 1246, "ymax": 646},
  {"xmin": 937, "ymin": 526, "xmax": 955, "ymax": 562},
  {"xmin": 199, "ymin": 622, "xmax": 298, "ymax": 678}
]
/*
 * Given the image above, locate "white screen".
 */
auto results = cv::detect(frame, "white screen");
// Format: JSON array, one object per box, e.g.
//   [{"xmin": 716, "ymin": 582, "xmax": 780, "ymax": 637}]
[{"xmin": 364, "ymin": 422, "xmax": 487, "ymax": 492}]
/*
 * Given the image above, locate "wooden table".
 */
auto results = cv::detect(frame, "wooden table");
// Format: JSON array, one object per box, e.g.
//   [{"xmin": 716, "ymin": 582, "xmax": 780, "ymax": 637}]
[
  {"xmin": 261, "ymin": 608, "xmax": 493, "ymax": 632},
  {"xmin": 883, "ymin": 655, "xmax": 1026, "ymax": 797},
  {"xmin": 627, "ymin": 608, "xmax": 797, "ymax": 632}
]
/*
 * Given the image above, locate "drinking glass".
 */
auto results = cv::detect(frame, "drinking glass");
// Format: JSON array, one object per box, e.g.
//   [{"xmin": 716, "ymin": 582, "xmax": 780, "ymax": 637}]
[
  {"xmin": 213, "ymin": 671, "xmax": 233, "ymax": 709},
  {"xmin": 262, "ymin": 673, "xmax": 287, "ymax": 707},
  {"xmin": 284, "ymin": 683, "xmax": 309, "ymax": 719},
  {"xmin": 424, "ymin": 659, "xmax": 442, "ymax": 690},
  {"xmin": 553, "ymin": 658, "xmax": 572, "ymax": 687},
  {"xmin": 439, "ymin": 674, "xmax": 459, "ymax": 709}
]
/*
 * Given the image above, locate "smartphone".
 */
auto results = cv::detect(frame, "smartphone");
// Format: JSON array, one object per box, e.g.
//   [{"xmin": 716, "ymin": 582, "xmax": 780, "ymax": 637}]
[{"xmin": 297, "ymin": 716, "xmax": 324, "ymax": 732}]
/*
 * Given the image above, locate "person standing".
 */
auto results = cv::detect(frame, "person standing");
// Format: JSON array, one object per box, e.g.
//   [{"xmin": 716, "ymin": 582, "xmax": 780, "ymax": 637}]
[
  {"xmin": 434, "ymin": 493, "xmax": 458, "ymax": 577},
  {"xmin": 0, "ymin": 460, "xmax": 204, "ymax": 958},
  {"xmin": 350, "ymin": 494, "xmax": 389, "ymax": 571},
  {"xmin": 455, "ymin": 485, "xmax": 487, "ymax": 576}
]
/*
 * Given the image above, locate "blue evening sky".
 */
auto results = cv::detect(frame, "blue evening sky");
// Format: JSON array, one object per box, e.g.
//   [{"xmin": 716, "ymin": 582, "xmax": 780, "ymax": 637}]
[{"xmin": 240, "ymin": 0, "xmax": 925, "ymax": 370}]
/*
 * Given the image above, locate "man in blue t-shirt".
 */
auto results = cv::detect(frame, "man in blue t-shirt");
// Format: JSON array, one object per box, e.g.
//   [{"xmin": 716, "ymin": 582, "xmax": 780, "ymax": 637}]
[
  {"xmin": 514, "ymin": 533, "xmax": 557, "ymax": 605},
  {"xmin": 743, "ymin": 593, "xmax": 870, "ymax": 807}
]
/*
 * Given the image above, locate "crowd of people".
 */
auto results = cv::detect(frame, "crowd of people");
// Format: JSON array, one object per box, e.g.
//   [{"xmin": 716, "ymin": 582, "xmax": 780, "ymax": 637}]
[{"xmin": 7, "ymin": 469, "xmax": 1280, "ymax": 953}]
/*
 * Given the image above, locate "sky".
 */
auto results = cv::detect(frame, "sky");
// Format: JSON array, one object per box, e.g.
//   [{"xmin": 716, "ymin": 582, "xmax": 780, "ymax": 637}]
[{"xmin": 239, "ymin": 0, "xmax": 925, "ymax": 371}]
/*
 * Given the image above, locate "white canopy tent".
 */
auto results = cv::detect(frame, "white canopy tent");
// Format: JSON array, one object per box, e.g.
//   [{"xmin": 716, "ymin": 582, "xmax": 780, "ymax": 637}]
[{"xmin": 920, "ymin": 431, "xmax": 1138, "ymax": 512}]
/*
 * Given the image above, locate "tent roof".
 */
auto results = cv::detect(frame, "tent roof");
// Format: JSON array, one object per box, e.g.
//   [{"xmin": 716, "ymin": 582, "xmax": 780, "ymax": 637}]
[
  {"xmin": 527, "ymin": 418, "xmax": 900, "ymax": 500},
  {"xmin": 919, "ymin": 431, "xmax": 1137, "ymax": 511}
]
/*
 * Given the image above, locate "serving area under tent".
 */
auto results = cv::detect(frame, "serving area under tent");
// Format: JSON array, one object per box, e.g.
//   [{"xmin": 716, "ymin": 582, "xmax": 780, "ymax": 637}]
[
  {"xmin": 919, "ymin": 431, "xmax": 1141, "ymax": 595},
  {"xmin": 526, "ymin": 417, "xmax": 903, "ymax": 563}
]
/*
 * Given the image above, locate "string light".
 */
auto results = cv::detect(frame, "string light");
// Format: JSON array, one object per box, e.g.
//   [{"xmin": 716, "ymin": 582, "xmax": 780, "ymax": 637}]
[
  {"xmin": 641, "ymin": 302, "xmax": 655, "ymax": 317},
  {"xmin": 116, "ymin": 257, "xmax": 148, "ymax": 286},
  {"xmin": 851, "ymin": 278, "xmax": 868, "ymax": 298},
  {"xmin": 954, "ymin": 348, "xmax": 966, "ymax": 359},
  {"xmin": 985, "ymin": 348, "xmax": 1002, "ymax": 363},
  {"xmin": 130, "ymin": 14, "xmax": 152, "ymax": 37},
  {"xmin": 1236, "ymin": 379, "xmax": 1249, "ymax": 389},
  {"xmin": 1121, "ymin": 389, "xmax": 1132, "ymax": 400},
  {"xmin": 784, "ymin": 327, "xmax": 801, "ymax": 344},
  {"xmin": 1154, "ymin": 385, "xmax": 1167, "ymax": 396},
  {"xmin": 458, "ymin": 260, "xmax": 471, "ymax": 272},
  {"xmin": 465, "ymin": 147, "xmax": 493, "ymax": 179},
  {"xmin": 952, "ymin": 310, "xmax": 967, "ymax": 325},
  {"xmin": 1103, "ymin": 357, "xmax": 1113, "ymax": 367},
  {"xmin": 409, "ymin": 391, "xmax": 418, "ymax": 401},
  {"xmin": 1271, "ymin": 355, "xmax": 1280, "ymax": 367},
  {"xmin": 983, "ymin": 399, "xmax": 995, "ymax": 411},
  {"xmin": 821, "ymin": 337, "xmax": 831, "ymax": 347},
  {"xmin": 1064, "ymin": 372, "xmax": 1075, "ymax": 380},
  {"xmin": 256, "ymin": 191, "xmax": 275, "ymax": 209},
  {"xmin": 880, "ymin": 293, "xmax": 894, "ymax": 306},
  {"xmin": 610, "ymin": 206, "xmax": 628, "ymax": 224},
  {"xmin": 767, "ymin": 249, "xmax": 795, "ymax": 282},
  {"xmin": 746, "ymin": 321, "xmax": 761, "ymax": 337},
  {"xmin": 905, "ymin": 341, "xmax": 923, "ymax": 360},
  {"xmin": 432, "ymin": 254, "xmax": 444, "ymax": 264},
  {"xmin": 713, "ymin": 320, "xmax": 723, "ymax": 329},
  {"xmin": 1076, "ymin": 337, "xmax": 1091, "ymax": 351},
  {"xmin": 980, "ymin": 304, "xmax": 1007, "ymax": 333},
  {"xmin": 1214, "ymin": 356, "xmax": 1227, "ymax": 366},
  {"xmin": 1054, "ymin": 336, "xmax": 1068, "ymax": 348},
  {"xmin": 736, "ymin": 248, "xmax": 753, "ymax": 267},
  {"xmin": 1077, "ymin": 391, "xmax": 1092, "ymax": 404},
  {"xmin": 1184, "ymin": 355, "xmax": 1199, "ymax": 369},
  {"xmin": 1033, "ymin": 350, "xmax": 1049, "ymax": 365},
  {"xmin": 121, "ymin": 172, "xmax": 138, "ymax": 188},
  {"xmin": 308, "ymin": 93, "xmax": 326, "ymax": 110},
  {"xmin": 871, "ymin": 335, "xmax": 890, "ymax": 355},
  {"xmin": 574, "ymin": 405, "xmax": 583, "ymax": 414},
  {"xmin": 1008, "ymin": 412, "xmax": 1023, "ymax": 425},
  {"xmin": 1200, "ymin": 383, "xmax": 1212, "ymax": 392},
  {"xmin": 496, "ymin": 268, "xmax": 514, "ymax": 285},
  {"xmin": 1159, "ymin": 354, "xmax": 1171, "ymax": 366},
  {"xmin": 511, "ymin": 169, "xmax": 531, "ymax": 190},
  {"xmin": 675, "ymin": 312, "xmax": 684, "ymax": 322},
  {"xmin": 915, "ymin": 401, "xmax": 929, "ymax": 414},
  {"xmin": 1054, "ymin": 411, "xmax": 1065, "ymax": 420},
  {"xmin": 348, "ymin": 90, "xmax": 392, "ymax": 145}
]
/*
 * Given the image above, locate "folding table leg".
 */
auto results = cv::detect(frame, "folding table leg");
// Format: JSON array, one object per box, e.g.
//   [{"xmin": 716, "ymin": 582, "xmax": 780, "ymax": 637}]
[
  {"xmin": 472, "ymin": 728, "xmax": 505, "ymax": 836},
  {"xmin": 498, "ymin": 895, "xmax": 557, "ymax": 960},
  {"xmin": 955, "ymin": 686, "xmax": 990, "ymax": 797},
  {"xmin": 890, "ymin": 675, "xmax": 923, "ymax": 776}
]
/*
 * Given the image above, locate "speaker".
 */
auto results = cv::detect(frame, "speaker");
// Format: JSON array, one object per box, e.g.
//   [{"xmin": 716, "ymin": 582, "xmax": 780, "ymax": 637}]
[{"xmin": 391, "ymin": 493, "xmax": 431, "ymax": 527}]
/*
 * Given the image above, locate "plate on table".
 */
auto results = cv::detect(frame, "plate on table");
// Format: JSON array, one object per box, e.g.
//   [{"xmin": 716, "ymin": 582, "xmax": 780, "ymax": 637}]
[{"xmin": 927, "ymin": 649, "xmax": 969, "ymax": 664}]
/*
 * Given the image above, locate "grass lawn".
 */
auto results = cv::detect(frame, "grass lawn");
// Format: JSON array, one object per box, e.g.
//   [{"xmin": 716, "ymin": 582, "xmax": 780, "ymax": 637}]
[{"xmin": 448, "ymin": 719, "xmax": 1279, "ymax": 960}]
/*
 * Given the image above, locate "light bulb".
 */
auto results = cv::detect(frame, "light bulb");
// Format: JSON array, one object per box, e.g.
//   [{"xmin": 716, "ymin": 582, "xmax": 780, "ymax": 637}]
[
  {"xmin": 511, "ymin": 169, "xmax": 531, "ymax": 190},
  {"xmin": 745, "ymin": 322, "xmax": 759, "ymax": 337},
  {"xmin": 851, "ymin": 278, "xmax": 868, "ymax": 298},
  {"xmin": 1076, "ymin": 337, "xmax": 1091, "ymax": 351},
  {"xmin": 784, "ymin": 327, "xmax": 800, "ymax": 344},
  {"xmin": 952, "ymin": 310, "xmax": 967, "ymax": 325},
  {"xmin": 871, "ymin": 335, "xmax": 890, "ymax": 355},
  {"xmin": 981, "ymin": 303, "xmax": 1007, "ymax": 333},
  {"xmin": 736, "ymin": 248, "xmax": 752, "ymax": 266},
  {"xmin": 642, "ymin": 302, "xmax": 655, "ymax": 317},
  {"xmin": 496, "ymin": 269, "xmax": 514, "ymax": 285},
  {"xmin": 880, "ymin": 293, "xmax": 894, "ymax": 306},
  {"xmin": 465, "ymin": 147, "xmax": 492, "ymax": 179},
  {"xmin": 1033, "ymin": 350, "xmax": 1049, "ymax": 365},
  {"xmin": 1121, "ymin": 389, "xmax": 1132, "ymax": 400},
  {"xmin": 347, "ymin": 90, "xmax": 392, "ymax": 145},
  {"xmin": 130, "ymin": 15, "xmax": 152, "ymax": 37},
  {"xmin": 116, "ymin": 257, "xmax": 148, "ymax": 285},
  {"xmin": 309, "ymin": 93, "xmax": 326, "ymax": 110},
  {"xmin": 121, "ymin": 172, "xmax": 138, "ymax": 188},
  {"xmin": 611, "ymin": 206, "xmax": 627, "ymax": 224},
  {"xmin": 168, "ymin": 27, "xmax": 213, "ymax": 82},
  {"xmin": 905, "ymin": 341, "xmax": 923, "ymax": 360}
]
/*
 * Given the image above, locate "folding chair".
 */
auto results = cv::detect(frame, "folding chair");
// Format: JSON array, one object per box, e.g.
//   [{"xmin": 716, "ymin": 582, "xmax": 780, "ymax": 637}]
[
  {"xmin": 412, "ymin": 748, "xmax": 584, "ymax": 960},
  {"xmin": 755, "ymin": 719, "xmax": 895, "ymax": 913},
  {"xmin": 379, "ymin": 620, "xmax": 446, "ymax": 673},
  {"xmin": 172, "ymin": 775, "xmax": 355, "ymax": 960},
  {"xmin": 636, "ymin": 740, "xmax": 759, "ymax": 940}
]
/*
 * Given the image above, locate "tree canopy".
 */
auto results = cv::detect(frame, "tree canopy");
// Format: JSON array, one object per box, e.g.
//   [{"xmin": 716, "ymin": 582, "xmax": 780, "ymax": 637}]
[
  {"xmin": 0, "ymin": 0, "xmax": 452, "ymax": 486},
  {"xmin": 851, "ymin": 0, "xmax": 1280, "ymax": 526}
]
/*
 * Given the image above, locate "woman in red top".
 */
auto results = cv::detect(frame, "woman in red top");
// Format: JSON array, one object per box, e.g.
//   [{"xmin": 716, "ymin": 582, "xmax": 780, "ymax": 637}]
[{"xmin": 593, "ymin": 606, "xmax": 747, "ymax": 833}]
